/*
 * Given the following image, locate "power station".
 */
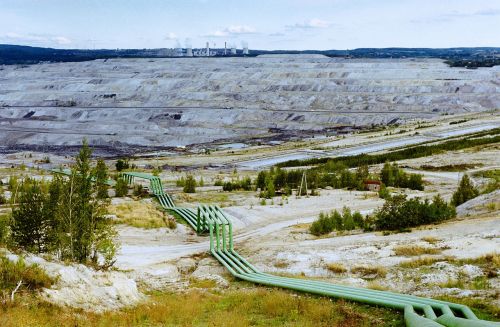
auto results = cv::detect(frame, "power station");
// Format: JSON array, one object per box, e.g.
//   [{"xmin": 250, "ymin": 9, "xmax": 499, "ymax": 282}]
[{"xmin": 163, "ymin": 40, "xmax": 249, "ymax": 57}]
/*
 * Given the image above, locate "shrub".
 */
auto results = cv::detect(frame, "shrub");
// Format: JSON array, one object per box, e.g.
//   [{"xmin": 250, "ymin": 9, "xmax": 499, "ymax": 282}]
[
  {"xmin": 183, "ymin": 175, "xmax": 196, "ymax": 193},
  {"xmin": 115, "ymin": 159, "xmax": 130, "ymax": 172},
  {"xmin": 0, "ymin": 255, "xmax": 53, "ymax": 293},
  {"xmin": 114, "ymin": 178, "xmax": 129, "ymax": 197}
]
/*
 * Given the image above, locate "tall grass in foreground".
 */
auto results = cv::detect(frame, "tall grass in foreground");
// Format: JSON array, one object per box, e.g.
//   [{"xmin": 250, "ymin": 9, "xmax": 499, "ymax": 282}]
[{"xmin": 0, "ymin": 287, "xmax": 403, "ymax": 327}]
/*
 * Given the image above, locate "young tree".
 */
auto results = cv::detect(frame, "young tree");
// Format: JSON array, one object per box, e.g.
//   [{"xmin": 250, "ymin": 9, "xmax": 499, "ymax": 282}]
[
  {"xmin": 331, "ymin": 210, "xmax": 343, "ymax": 231},
  {"xmin": 380, "ymin": 162, "xmax": 395, "ymax": 186},
  {"xmin": 352, "ymin": 211, "xmax": 364, "ymax": 229},
  {"xmin": 451, "ymin": 174, "xmax": 479, "ymax": 206},
  {"xmin": 265, "ymin": 178, "xmax": 275, "ymax": 198},
  {"xmin": 256, "ymin": 171, "xmax": 267, "ymax": 191},
  {"xmin": 11, "ymin": 180, "xmax": 50, "ymax": 253},
  {"xmin": 60, "ymin": 139, "xmax": 116, "ymax": 266},
  {"xmin": 342, "ymin": 206, "xmax": 355, "ymax": 231},
  {"xmin": 183, "ymin": 175, "xmax": 196, "ymax": 193}
]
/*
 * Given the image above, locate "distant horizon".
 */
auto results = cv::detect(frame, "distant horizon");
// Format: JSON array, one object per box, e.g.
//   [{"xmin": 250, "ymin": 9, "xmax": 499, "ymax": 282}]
[
  {"xmin": 1, "ymin": 0, "xmax": 499, "ymax": 50},
  {"xmin": 2, "ymin": 43, "xmax": 500, "ymax": 52}
]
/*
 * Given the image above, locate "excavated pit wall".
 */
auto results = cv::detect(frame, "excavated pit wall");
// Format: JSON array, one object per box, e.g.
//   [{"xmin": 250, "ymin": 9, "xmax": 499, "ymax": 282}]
[{"xmin": 0, "ymin": 56, "xmax": 499, "ymax": 153}]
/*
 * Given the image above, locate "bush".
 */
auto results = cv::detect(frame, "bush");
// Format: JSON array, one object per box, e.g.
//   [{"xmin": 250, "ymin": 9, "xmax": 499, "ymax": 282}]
[
  {"xmin": 222, "ymin": 177, "xmax": 252, "ymax": 192},
  {"xmin": 0, "ymin": 214, "xmax": 10, "ymax": 245},
  {"xmin": 381, "ymin": 162, "xmax": 424, "ymax": 190},
  {"xmin": 115, "ymin": 178, "xmax": 129, "ymax": 197},
  {"xmin": 309, "ymin": 207, "xmax": 365, "ymax": 236},
  {"xmin": 451, "ymin": 174, "xmax": 479, "ymax": 206},
  {"xmin": 183, "ymin": 175, "xmax": 196, "ymax": 193},
  {"xmin": 115, "ymin": 159, "xmax": 130, "ymax": 172},
  {"xmin": 374, "ymin": 194, "xmax": 455, "ymax": 231},
  {"xmin": 0, "ymin": 254, "xmax": 53, "ymax": 292}
]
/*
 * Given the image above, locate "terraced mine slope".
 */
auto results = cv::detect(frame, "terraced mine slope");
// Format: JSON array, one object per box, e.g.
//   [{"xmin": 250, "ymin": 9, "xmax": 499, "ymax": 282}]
[{"xmin": 0, "ymin": 56, "xmax": 499, "ymax": 152}]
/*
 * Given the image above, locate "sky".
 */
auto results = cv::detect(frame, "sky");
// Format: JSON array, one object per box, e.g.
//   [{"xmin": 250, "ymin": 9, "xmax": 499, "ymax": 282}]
[{"xmin": 1, "ymin": 0, "xmax": 499, "ymax": 50}]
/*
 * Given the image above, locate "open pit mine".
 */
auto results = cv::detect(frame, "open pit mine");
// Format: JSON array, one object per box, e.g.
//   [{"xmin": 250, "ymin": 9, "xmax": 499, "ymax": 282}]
[{"xmin": 1, "ymin": 55, "xmax": 499, "ymax": 154}]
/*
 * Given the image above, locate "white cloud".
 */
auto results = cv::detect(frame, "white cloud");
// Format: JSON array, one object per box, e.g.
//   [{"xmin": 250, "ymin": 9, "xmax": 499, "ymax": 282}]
[
  {"xmin": 52, "ymin": 36, "xmax": 71, "ymax": 45},
  {"xmin": 286, "ymin": 18, "xmax": 331, "ymax": 30},
  {"xmin": 204, "ymin": 25, "xmax": 256, "ymax": 37},
  {"xmin": 164, "ymin": 32, "xmax": 178, "ymax": 40},
  {"xmin": 2, "ymin": 32, "xmax": 72, "ymax": 46}
]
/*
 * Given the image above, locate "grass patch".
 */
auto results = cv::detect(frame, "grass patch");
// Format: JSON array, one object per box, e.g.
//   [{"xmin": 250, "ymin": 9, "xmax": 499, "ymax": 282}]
[
  {"xmin": 176, "ymin": 191, "xmax": 235, "ymax": 207},
  {"xmin": 108, "ymin": 200, "xmax": 172, "ymax": 229},
  {"xmin": 273, "ymin": 260, "xmax": 290, "ymax": 269},
  {"xmin": 435, "ymin": 295, "xmax": 500, "ymax": 321},
  {"xmin": 393, "ymin": 245, "xmax": 442, "ymax": 256},
  {"xmin": 1, "ymin": 254, "xmax": 53, "ymax": 305},
  {"xmin": 326, "ymin": 263, "xmax": 348, "ymax": 274},
  {"xmin": 398, "ymin": 256, "xmax": 445, "ymax": 268},
  {"xmin": 367, "ymin": 281, "xmax": 389, "ymax": 291},
  {"xmin": 421, "ymin": 236, "xmax": 441, "ymax": 245},
  {"xmin": 0, "ymin": 286, "xmax": 404, "ymax": 326},
  {"xmin": 351, "ymin": 266, "xmax": 387, "ymax": 278},
  {"xmin": 188, "ymin": 278, "xmax": 217, "ymax": 289},
  {"xmin": 455, "ymin": 253, "xmax": 500, "ymax": 269}
]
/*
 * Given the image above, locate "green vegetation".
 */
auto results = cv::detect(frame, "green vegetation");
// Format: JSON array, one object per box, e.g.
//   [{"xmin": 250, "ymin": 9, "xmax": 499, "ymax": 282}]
[
  {"xmin": 0, "ymin": 214, "xmax": 9, "ymax": 245},
  {"xmin": 380, "ymin": 162, "xmax": 424, "ymax": 190},
  {"xmin": 222, "ymin": 176, "xmax": 252, "ymax": 191},
  {"xmin": 4, "ymin": 140, "xmax": 117, "ymax": 268},
  {"xmin": 451, "ymin": 174, "xmax": 479, "ymax": 206},
  {"xmin": 114, "ymin": 177, "xmax": 129, "ymax": 197},
  {"xmin": 183, "ymin": 175, "xmax": 196, "ymax": 193},
  {"xmin": 0, "ymin": 287, "xmax": 404, "ymax": 327},
  {"xmin": 0, "ymin": 253, "xmax": 53, "ymax": 302},
  {"xmin": 374, "ymin": 194, "xmax": 455, "ymax": 231},
  {"xmin": 309, "ymin": 207, "xmax": 365, "ymax": 236},
  {"xmin": 115, "ymin": 158, "xmax": 130, "ymax": 172},
  {"xmin": 276, "ymin": 130, "xmax": 500, "ymax": 168}
]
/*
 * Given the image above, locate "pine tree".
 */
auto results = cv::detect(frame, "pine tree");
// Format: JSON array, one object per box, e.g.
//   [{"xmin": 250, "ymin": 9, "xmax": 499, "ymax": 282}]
[
  {"xmin": 342, "ymin": 206, "xmax": 355, "ymax": 231},
  {"xmin": 11, "ymin": 179, "xmax": 49, "ymax": 253},
  {"xmin": 451, "ymin": 174, "xmax": 479, "ymax": 206},
  {"xmin": 183, "ymin": 175, "xmax": 196, "ymax": 193},
  {"xmin": 352, "ymin": 211, "xmax": 364, "ymax": 229},
  {"xmin": 331, "ymin": 210, "xmax": 343, "ymax": 231}
]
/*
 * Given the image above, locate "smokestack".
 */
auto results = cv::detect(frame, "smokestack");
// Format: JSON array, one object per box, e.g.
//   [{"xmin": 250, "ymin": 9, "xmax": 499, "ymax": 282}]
[
  {"xmin": 185, "ymin": 38, "xmax": 193, "ymax": 57},
  {"xmin": 224, "ymin": 42, "xmax": 227, "ymax": 55},
  {"xmin": 206, "ymin": 41, "xmax": 210, "ymax": 57}
]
